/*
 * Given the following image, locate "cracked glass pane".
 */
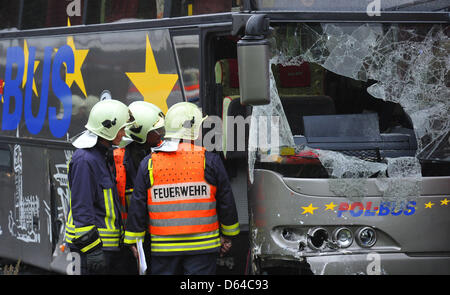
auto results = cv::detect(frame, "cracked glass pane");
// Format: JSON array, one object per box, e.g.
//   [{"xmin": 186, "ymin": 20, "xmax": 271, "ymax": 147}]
[
  {"xmin": 300, "ymin": 23, "xmax": 449, "ymax": 159},
  {"xmin": 248, "ymin": 63, "xmax": 295, "ymax": 183},
  {"xmin": 249, "ymin": 22, "xmax": 448, "ymax": 199}
]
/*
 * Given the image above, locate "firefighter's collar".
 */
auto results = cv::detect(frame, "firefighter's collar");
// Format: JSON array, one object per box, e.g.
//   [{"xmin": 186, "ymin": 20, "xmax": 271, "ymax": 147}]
[
  {"xmin": 72, "ymin": 130, "xmax": 98, "ymax": 149},
  {"xmin": 151, "ymin": 139, "xmax": 179, "ymax": 152}
]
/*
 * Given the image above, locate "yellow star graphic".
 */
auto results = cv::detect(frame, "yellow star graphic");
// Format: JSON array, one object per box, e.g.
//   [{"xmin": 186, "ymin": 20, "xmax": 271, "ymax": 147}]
[
  {"xmin": 65, "ymin": 18, "xmax": 89, "ymax": 98},
  {"xmin": 424, "ymin": 201, "xmax": 434, "ymax": 209},
  {"xmin": 22, "ymin": 40, "xmax": 40, "ymax": 96},
  {"xmin": 324, "ymin": 202, "xmax": 337, "ymax": 211},
  {"xmin": 301, "ymin": 203, "xmax": 319, "ymax": 215},
  {"xmin": 441, "ymin": 198, "xmax": 449, "ymax": 206},
  {"xmin": 126, "ymin": 35, "xmax": 178, "ymax": 113}
]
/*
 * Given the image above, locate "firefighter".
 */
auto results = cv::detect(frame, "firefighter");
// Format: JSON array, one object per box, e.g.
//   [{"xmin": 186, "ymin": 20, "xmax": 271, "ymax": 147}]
[
  {"xmin": 113, "ymin": 101, "xmax": 165, "ymax": 274},
  {"xmin": 124, "ymin": 102, "xmax": 240, "ymax": 275},
  {"xmin": 65, "ymin": 99, "xmax": 133, "ymax": 275}
]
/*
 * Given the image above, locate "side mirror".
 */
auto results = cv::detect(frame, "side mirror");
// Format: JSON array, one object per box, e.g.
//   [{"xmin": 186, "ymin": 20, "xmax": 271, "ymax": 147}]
[{"xmin": 237, "ymin": 14, "xmax": 271, "ymax": 106}]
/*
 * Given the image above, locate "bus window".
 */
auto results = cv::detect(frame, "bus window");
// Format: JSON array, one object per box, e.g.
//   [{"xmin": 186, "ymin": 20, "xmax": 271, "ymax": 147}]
[
  {"xmin": 0, "ymin": 148, "xmax": 11, "ymax": 170},
  {"xmin": 0, "ymin": 0, "xmax": 20, "ymax": 30},
  {"xmin": 172, "ymin": 34, "xmax": 200, "ymax": 103}
]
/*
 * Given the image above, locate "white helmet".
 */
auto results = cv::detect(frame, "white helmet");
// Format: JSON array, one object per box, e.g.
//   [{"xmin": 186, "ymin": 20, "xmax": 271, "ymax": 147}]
[
  {"xmin": 73, "ymin": 99, "xmax": 132, "ymax": 148},
  {"xmin": 164, "ymin": 102, "xmax": 207, "ymax": 140},
  {"xmin": 125, "ymin": 101, "xmax": 165, "ymax": 144},
  {"xmin": 85, "ymin": 99, "xmax": 132, "ymax": 140}
]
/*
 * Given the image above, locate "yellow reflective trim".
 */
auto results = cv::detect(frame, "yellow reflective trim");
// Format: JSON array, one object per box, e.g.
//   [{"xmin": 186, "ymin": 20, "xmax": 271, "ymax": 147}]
[
  {"xmin": 123, "ymin": 238, "xmax": 139, "ymax": 245},
  {"xmin": 125, "ymin": 231, "xmax": 145, "ymax": 238},
  {"xmin": 74, "ymin": 225, "xmax": 95, "ymax": 234},
  {"xmin": 80, "ymin": 238, "xmax": 102, "ymax": 253},
  {"xmin": 150, "ymin": 231, "xmax": 219, "ymax": 241},
  {"xmin": 220, "ymin": 222, "xmax": 240, "ymax": 236},
  {"xmin": 65, "ymin": 224, "xmax": 75, "ymax": 232},
  {"xmin": 123, "ymin": 232, "xmax": 145, "ymax": 245},
  {"xmin": 221, "ymin": 223, "xmax": 239, "ymax": 230},
  {"xmin": 98, "ymin": 230, "xmax": 121, "ymax": 237},
  {"xmin": 103, "ymin": 188, "xmax": 116, "ymax": 230},
  {"xmin": 65, "ymin": 233, "xmax": 76, "ymax": 243},
  {"xmin": 152, "ymin": 238, "xmax": 220, "ymax": 247},
  {"xmin": 151, "ymin": 238, "xmax": 221, "ymax": 252},
  {"xmin": 148, "ymin": 158, "xmax": 154, "ymax": 186}
]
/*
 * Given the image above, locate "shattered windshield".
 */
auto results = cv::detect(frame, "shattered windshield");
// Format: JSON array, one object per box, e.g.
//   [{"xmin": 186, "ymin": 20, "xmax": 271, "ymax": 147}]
[{"xmin": 249, "ymin": 22, "xmax": 449, "ymax": 197}]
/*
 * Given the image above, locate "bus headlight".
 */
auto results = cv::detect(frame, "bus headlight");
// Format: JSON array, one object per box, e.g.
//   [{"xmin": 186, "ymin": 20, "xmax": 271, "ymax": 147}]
[
  {"xmin": 307, "ymin": 227, "xmax": 329, "ymax": 251},
  {"xmin": 356, "ymin": 227, "xmax": 377, "ymax": 248},
  {"xmin": 332, "ymin": 227, "xmax": 353, "ymax": 248}
]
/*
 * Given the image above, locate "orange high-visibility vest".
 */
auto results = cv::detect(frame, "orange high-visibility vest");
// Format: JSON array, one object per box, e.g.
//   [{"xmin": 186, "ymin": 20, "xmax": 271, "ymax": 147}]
[
  {"xmin": 113, "ymin": 148, "xmax": 128, "ymax": 223},
  {"xmin": 147, "ymin": 142, "xmax": 218, "ymax": 236}
]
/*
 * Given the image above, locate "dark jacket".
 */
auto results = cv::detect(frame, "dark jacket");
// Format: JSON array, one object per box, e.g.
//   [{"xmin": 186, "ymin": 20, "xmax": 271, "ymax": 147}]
[{"xmin": 65, "ymin": 143, "xmax": 123, "ymax": 251}]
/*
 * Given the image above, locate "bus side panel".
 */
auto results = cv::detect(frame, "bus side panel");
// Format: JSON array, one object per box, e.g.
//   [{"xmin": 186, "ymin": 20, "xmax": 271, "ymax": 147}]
[
  {"xmin": 47, "ymin": 147, "xmax": 75, "ymax": 273},
  {"xmin": 0, "ymin": 144, "xmax": 52, "ymax": 270}
]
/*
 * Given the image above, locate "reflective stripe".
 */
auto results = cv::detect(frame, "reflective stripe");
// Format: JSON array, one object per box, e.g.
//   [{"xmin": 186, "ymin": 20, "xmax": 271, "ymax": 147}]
[
  {"xmin": 80, "ymin": 238, "xmax": 102, "ymax": 253},
  {"xmin": 150, "ymin": 230, "xmax": 219, "ymax": 241},
  {"xmin": 220, "ymin": 222, "xmax": 240, "ymax": 236},
  {"xmin": 148, "ymin": 158, "xmax": 154, "ymax": 186},
  {"xmin": 74, "ymin": 225, "xmax": 95, "ymax": 237},
  {"xmin": 123, "ymin": 231, "xmax": 145, "ymax": 245},
  {"xmin": 65, "ymin": 233, "xmax": 75, "ymax": 243},
  {"xmin": 65, "ymin": 223, "xmax": 75, "ymax": 233},
  {"xmin": 98, "ymin": 228, "xmax": 121, "ymax": 237},
  {"xmin": 151, "ymin": 215, "xmax": 218, "ymax": 228},
  {"xmin": 101, "ymin": 238, "xmax": 120, "ymax": 247},
  {"xmin": 103, "ymin": 188, "xmax": 116, "ymax": 230},
  {"xmin": 148, "ymin": 201, "xmax": 216, "ymax": 213},
  {"xmin": 151, "ymin": 238, "xmax": 221, "ymax": 252},
  {"xmin": 66, "ymin": 227, "xmax": 121, "ymax": 247}
]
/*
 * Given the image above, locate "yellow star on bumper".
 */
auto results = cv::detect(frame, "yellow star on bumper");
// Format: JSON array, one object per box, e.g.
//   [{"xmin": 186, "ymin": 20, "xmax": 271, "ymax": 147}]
[
  {"xmin": 126, "ymin": 35, "xmax": 178, "ymax": 113},
  {"xmin": 440, "ymin": 198, "xmax": 449, "ymax": 206},
  {"xmin": 301, "ymin": 203, "xmax": 319, "ymax": 215},
  {"xmin": 424, "ymin": 201, "xmax": 434, "ymax": 208},
  {"xmin": 324, "ymin": 202, "xmax": 337, "ymax": 211}
]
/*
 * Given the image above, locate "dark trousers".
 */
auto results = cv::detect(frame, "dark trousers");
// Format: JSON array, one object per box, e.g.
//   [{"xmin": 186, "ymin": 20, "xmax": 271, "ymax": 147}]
[
  {"xmin": 70, "ymin": 248, "xmax": 127, "ymax": 275},
  {"xmin": 150, "ymin": 253, "xmax": 218, "ymax": 275}
]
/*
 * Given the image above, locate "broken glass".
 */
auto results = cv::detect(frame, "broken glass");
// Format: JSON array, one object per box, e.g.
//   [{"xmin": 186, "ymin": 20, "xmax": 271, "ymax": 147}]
[
  {"xmin": 248, "ymin": 22, "xmax": 448, "ymax": 200},
  {"xmin": 301, "ymin": 23, "xmax": 449, "ymax": 158},
  {"xmin": 248, "ymin": 61, "xmax": 295, "ymax": 183}
]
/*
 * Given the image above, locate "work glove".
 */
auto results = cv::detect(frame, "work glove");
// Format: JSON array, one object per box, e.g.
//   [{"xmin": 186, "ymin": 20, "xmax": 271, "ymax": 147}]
[
  {"xmin": 86, "ymin": 247, "xmax": 106, "ymax": 274},
  {"xmin": 220, "ymin": 236, "xmax": 232, "ymax": 257}
]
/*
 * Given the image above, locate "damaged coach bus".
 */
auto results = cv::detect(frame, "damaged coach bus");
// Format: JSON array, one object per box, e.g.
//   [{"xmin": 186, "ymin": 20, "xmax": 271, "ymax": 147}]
[
  {"xmin": 240, "ymin": 1, "xmax": 450, "ymax": 274},
  {"xmin": 0, "ymin": 0, "xmax": 448, "ymax": 275}
]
